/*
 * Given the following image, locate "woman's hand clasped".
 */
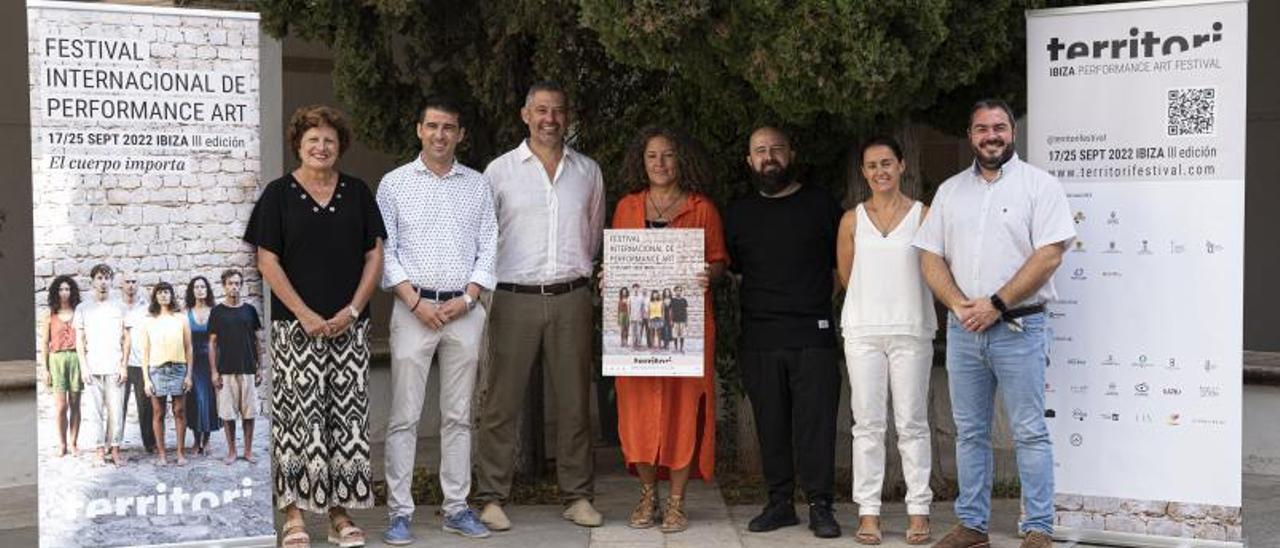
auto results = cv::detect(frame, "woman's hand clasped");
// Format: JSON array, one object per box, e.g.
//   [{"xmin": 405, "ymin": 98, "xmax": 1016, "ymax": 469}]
[
  {"xmin": 324, "ymin": 310, "xmax": 356, "ymax": 336},
  {"xmin": 299, "ymin": 309, "xmax": 330, "ymax": 338}
]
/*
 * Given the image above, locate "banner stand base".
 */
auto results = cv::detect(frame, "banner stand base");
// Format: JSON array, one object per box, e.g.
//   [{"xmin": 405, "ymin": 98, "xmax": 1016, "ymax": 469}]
[{"xmin": 1055, "ymin": 526, "xmax": 1244, "ymax": 548}]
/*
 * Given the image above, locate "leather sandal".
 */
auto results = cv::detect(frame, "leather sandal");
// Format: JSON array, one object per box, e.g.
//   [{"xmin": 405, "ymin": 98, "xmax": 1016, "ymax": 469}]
[
  {"xmin": 628, "ymin": 483, "xmax": 659, "ymax": 529},
  {"xmin": 660, "ymin": 495, "xmax": 688, "ymax": 533},
  {"xmin": 906, "ymin": 515, "xmax": 931, "ymax": 545},
  {"xmin": 855, "ymin": 515, "xmax": 882, "ymax": 545},
  {"xmin": 327, "ymin": 513, "xmax": 365, "ymax": 548},
  {"xmin": 279, "ymin": 517, "xmax": 309, "ymax": 548}
]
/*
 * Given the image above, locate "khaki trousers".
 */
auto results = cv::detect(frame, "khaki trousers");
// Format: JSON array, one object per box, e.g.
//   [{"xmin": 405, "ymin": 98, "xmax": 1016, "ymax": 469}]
[
  {"xmin": 385, "ymin": 299, "xmax": 486, "ymax": 518},
  {"xmin": 474, "ymin": 285, "xmax": 594, "ymax": 504}
]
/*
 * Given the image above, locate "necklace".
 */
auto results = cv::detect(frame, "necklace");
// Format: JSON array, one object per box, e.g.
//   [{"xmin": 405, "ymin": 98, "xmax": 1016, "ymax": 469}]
[
  {"xmin": 868, "ymin": 193, "xmax": 907, "ymax": 237},
  {"xmin": 647, "ymin": 191, "xmax": 682, "ymax": 222}
]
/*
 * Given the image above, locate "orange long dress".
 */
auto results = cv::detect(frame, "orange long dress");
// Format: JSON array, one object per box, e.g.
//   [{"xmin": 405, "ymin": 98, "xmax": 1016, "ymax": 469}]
[{"xmin": 612, "ymin": 190, "xmax": 729, "ymax": 480}]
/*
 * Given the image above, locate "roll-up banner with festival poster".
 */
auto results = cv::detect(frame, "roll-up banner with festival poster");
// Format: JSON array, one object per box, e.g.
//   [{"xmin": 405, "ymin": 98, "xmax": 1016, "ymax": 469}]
[
  {"xmin": 603, "ymin": 229, "xmax": 705, "ymax": 377},
  {"xmin": 1028, "ymin": 1, "xmax": 1245, "ymax": 546},
  {"xmin": 28, "ymin": 1, "xmax": 274, "ymax": 546}
]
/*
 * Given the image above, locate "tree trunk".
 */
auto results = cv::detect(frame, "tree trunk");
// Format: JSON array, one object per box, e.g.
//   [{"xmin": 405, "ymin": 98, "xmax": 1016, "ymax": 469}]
[{"xmin": 895, "ymin": 121, "xmax": 925, "ymax": 201}]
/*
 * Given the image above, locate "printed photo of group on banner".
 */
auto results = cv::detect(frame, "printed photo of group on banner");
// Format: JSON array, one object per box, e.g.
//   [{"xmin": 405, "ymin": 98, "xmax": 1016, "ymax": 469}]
[
  {"xmin": 602, "ymin": 228, "xmax": 706, "ymax": 377},
  {"xmin": 28, "ymin": 2, "xmax": 273, "ymax": 546}
]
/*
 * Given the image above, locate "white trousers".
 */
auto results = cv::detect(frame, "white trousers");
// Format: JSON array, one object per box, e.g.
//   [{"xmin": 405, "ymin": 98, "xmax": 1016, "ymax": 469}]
[
  {"xmin": 844, "ymin": 334, "xmax": 934, "ymax": 516},
  {"xmin": 385, "ymin": 299, "xmax": 487, "ymax": 518},
  {"xmin": 84, "ymin": 373, "xmax": 126, "ymax": 449}
]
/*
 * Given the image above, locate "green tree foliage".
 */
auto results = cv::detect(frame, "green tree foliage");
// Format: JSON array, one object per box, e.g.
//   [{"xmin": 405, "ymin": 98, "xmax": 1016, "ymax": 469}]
[
  {"xmin": 259, "ymin": 1, "xmax": 1148, "ymax": 200},
  {"xmin": 256, "ymin": 0, "xmax": 1113, "ymax": 395}
]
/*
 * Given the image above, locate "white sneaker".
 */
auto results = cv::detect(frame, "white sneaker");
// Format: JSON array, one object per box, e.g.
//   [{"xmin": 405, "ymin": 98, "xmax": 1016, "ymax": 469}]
[
  {"xmin": 562, "ymin": 498, "xmax": 603, "ymax": 527},
  {"xmin": 479, "ymin": 502, "xmax": 511, "ymax": 531}
]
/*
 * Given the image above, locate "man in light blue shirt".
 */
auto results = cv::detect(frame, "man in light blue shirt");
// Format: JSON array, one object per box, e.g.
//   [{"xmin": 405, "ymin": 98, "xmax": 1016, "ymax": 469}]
[
  {"xmin": 913, "ymin": 99, "xmax": 1075, "ymax": 548},
  {"xmin": 378, "ymin": 96, "xmax": 498, "ymax": 543}
]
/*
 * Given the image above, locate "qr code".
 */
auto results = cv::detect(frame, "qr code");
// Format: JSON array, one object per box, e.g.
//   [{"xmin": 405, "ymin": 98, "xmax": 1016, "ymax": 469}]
[{"xmin": 1166, "ymin": 87, "xmax": 1215, "ymax": 136}]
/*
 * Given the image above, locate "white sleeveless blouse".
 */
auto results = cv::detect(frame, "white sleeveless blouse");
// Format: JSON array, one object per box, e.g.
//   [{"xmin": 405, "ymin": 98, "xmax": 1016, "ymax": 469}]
[{"xmin": 840, "ymin": 201, "xmax": 938, "ymax": 339}]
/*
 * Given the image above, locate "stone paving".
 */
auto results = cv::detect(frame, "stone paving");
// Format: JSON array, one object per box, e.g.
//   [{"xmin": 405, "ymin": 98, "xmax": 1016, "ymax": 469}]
[
  {"xmin": 285, "ymin": 449, "xmax": 1073, "ymax": 548},
  {"xmin": 35, "ymin": 382, "xmax": 274, "ymax": 547},
  {"xmin": 4, "ymin": 444, "xmax": 1278, "ymax": 546}
]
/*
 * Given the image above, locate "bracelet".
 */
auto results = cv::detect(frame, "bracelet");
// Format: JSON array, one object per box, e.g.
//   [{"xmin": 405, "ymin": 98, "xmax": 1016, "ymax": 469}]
[{"xmin": 410, "ymin": 296, "xmax": 422, "ymax": 312}]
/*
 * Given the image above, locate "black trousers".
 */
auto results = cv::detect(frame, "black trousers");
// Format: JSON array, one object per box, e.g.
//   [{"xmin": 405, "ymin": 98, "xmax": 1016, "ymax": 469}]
[
  {"xmin": 739, "ymin": 346, "xmax": 841, "ymax": 504},
  {"xmin": 123, "ymin": 366, "xmax": 156, "ymax": 451}
]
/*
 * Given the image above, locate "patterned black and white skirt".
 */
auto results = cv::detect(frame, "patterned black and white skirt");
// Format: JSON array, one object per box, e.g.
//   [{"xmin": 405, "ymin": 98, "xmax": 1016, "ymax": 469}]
[{"xmin": 270, "ymin": 318, "xmax": 374, "ymax": 511}]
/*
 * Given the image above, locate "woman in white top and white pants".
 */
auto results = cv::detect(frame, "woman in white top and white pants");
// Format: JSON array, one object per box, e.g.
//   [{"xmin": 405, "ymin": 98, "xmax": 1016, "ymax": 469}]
[{"xmin": 837, "ymin": 136, "xmax": 938, "ymax": 545}]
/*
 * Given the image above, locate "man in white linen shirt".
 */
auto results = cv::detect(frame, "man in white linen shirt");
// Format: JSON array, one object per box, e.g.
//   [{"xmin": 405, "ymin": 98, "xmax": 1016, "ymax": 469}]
[
  {"xmin": 474, "ymin": 81, "xmax": 605, "ymax": 530},
  {"xmin": 378, "ymin": 97, "xmax": 498, "ymax": 544},
  {"xmin": 75, "ymin": 263, "xmax": 129, "ymax": 467},
  {"xmin": 912, "ymin": 99, "xmax": 1075, "ymax": 548}
]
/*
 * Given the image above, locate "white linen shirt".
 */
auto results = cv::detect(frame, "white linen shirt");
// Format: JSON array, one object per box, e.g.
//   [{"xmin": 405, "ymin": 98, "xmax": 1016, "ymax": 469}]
[
  {"xmin": 912, "ymin": 153, "xmax": 1076, "ymax": 308},
  {"xmin": 484, "ymin": 140, "xmax": 605, "ymax": 285},
  {"xmin": 378, "ymin": 157, "xmax": 499, "ymax": 292},
  {"xmin": 74, "ymin": 297, "xmax": 126, "ymax": 375}
]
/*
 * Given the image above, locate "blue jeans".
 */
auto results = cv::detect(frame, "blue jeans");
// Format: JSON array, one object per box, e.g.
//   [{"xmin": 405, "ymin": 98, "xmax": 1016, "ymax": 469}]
[{"xmin": 946, "ymin": 312, "xmax": 1053, "ymax": 534}]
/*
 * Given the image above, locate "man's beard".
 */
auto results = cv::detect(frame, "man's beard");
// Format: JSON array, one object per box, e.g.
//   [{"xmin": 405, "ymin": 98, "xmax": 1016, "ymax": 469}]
[
  {"xmin": 750, "ymin": 161, "xmax": 797, "ymax": 195},
  {"xmin": 973, "ymin": 138, "xmax": 1015, "ymax": 171}
]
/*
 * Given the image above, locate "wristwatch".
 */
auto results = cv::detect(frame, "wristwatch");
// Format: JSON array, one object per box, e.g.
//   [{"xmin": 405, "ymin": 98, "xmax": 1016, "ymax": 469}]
[
  {"xmin": 347, "ymin": 305, "xmax": 359, "ymax": 320},
  {"xmin": 462, "ymin": 293, "xmax": 476, "ymax": 311},
  {"xmin": 990, "ymin": 293, "xmax": 1009, "ymax": 319}
]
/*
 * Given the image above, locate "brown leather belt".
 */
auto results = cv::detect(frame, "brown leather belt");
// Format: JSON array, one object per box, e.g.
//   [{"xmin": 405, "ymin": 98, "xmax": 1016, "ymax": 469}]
[{"xmin": 496, "ymin": 277, "xmax": 590, "ymax": 296}]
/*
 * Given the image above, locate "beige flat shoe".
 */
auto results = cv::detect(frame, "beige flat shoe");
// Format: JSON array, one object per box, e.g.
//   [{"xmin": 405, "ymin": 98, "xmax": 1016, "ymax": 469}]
[
  {"xmin": 479, "ymin": 502, "xmax": 511, "ymax": 531},
  {"xmin": 562, "ymin": 498, "xmax": 603, "ymax": 527}
]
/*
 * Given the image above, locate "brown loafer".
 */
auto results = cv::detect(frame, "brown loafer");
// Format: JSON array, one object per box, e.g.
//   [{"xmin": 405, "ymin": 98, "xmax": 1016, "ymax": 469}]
[
  {"xmin": 933, "ymin": 524, "xmax": 990, "ymax": 548},
  {"xmin": 1021, "ymin": 530, "xmax": 1053, "ymax": 548}
]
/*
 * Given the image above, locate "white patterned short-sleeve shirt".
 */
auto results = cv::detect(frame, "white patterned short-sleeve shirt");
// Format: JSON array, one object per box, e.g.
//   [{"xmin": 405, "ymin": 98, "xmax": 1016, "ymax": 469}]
[{"xmin": 377, "ymin": 157, "xmax": 498, "ymax": 292}]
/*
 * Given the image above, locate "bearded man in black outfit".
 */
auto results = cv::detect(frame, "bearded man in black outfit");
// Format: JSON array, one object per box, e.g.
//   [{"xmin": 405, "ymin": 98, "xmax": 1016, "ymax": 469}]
[{"xmin": 724, "ymin": 126, "xmax": 844, "ymax": 539}]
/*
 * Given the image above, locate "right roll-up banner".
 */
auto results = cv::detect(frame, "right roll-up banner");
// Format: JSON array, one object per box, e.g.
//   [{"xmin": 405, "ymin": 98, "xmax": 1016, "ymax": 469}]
[{"xmin": 1027, "ymin": 1, "xmax": 1246, "ymax": 546}]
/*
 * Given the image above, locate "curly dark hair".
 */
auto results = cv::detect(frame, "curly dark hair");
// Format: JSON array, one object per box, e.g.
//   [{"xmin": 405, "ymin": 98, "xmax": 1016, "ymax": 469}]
[
  {"xmin": 185, "ymin": 276, "xmax": 215, "ymax": 309},
  {"xmin": 47, "ymin": 275, "xmax": 81, "ymax": 312},
  {"xmin": 620, "ymin": 126, "xmax": 713, "ymax": 194},
  {"xmin": 287, "ymin": 105, "xmax": 352, "ymax": 161},
  {"xmin": 149, "ymin": 282, "xmax": 180, "ymax": 317}
]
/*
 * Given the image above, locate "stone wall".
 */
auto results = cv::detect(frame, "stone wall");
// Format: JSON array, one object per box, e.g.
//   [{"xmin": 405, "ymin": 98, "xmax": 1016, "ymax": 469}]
[
  {"xmin": 1056, "ymin": 494, "xmax": 1243, "ymax": 542},
  {"xmin": 28, "ymin": 6, "xmax": 263, "ymax": 320}
]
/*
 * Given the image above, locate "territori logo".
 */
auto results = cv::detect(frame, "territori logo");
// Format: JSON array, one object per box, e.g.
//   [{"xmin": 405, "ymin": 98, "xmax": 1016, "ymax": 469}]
[{"xmin": 1046, "ymin": 22, "xmax": 1223, "ymax": 62}]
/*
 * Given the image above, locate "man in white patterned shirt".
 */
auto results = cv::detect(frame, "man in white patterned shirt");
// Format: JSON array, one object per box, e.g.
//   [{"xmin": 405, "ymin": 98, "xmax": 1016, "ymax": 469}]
[
  {"xmin": 475, "ymin": 81, "xmax": 606, "ymax": 530},
  {"xmin": 378, "ymin": 96, "xmax": 498, "ymax": 543}
]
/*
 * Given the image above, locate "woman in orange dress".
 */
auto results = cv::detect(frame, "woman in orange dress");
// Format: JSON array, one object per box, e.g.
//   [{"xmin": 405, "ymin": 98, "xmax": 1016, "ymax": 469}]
[{"xmin": 612, "ymin": 126, "xmax": 728, "ymax": 533}]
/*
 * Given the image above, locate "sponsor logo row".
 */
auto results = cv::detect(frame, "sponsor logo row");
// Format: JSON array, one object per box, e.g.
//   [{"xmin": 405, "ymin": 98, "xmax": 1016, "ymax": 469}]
[
  {"xmin": 1047, "ymin": 353, "xmax": 1223, "ymax": 373},
  {"xmin": 1045, "ymin": 381, "xmax": 1222, "ymax": 398},
  {"xmin": 1048, "ymin": 408, "xmax": 1228, "ymax": 429}
]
